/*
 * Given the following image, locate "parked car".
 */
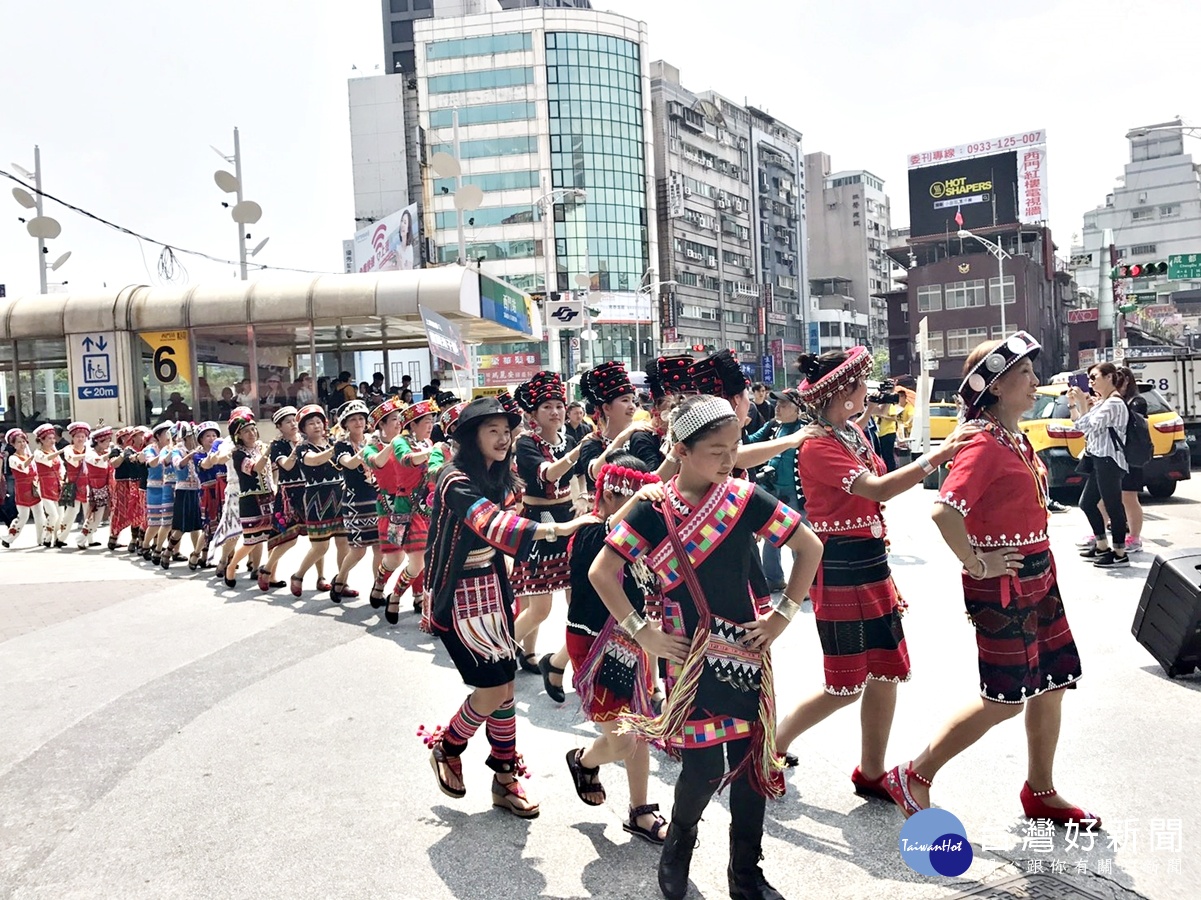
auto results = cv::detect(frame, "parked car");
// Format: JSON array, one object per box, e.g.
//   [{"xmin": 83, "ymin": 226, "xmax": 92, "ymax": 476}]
[{"xmin": 1020, "ymin": 384, "xmax": 1191, "ymax": 501}]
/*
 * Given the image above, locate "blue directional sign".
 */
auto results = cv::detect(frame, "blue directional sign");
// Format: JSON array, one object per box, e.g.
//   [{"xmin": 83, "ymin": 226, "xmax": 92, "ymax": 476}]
[
  {"xmin": 71, "ymin": 332, "xmax": 119, "ymax": 401},
  {"xmin": 78, "ymin": 385, "xmax": 118, "ymax": 400},
  {"xmin": 761, "ymin": 354, "xmax": 775, "ymax": 385}
]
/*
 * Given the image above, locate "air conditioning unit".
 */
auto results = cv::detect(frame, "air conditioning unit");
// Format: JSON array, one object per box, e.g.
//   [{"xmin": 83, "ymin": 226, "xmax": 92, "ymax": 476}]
[
  {"xmin": 686, "ymin": 249, "xmax": 699, "ymax": 260},
  {"xmin": 706, "ymin": 256, "xmax": 717, "ymax": 267}
]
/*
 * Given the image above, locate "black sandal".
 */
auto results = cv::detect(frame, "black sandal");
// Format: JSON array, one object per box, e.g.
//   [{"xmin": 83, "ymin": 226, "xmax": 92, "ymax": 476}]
[
  {"xmin": 623, "ymin": 803, "xmax": 668, "ymax": 845},
  {"xmin": 518, "ymin": 653, "xmax": 541, "ymax": 675},
  {"xmin": 330, "ymin": 579, "xmax": 344, "ymax": 605},
  {"xmin": 540, "ymin": 654, "xmax": 566, "ymax": 704},
  {"xmin": 565, "ymin": 748, "xmax": 606, "ymax": 806}
]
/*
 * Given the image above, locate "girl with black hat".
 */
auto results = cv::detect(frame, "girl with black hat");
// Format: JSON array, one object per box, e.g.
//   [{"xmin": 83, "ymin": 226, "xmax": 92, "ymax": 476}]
[
  {"xmin": 589, "ymin": 394, "xmax": 822, "ymax": 900},
  {"xmin": 222, "ymin": 409, "xmax": 273, "ymax": 588},
  {"xmin": 260, "ymin": 406, "xmax": 305, "ymax": 591},
  {"xmin": 883, "ymin": 333, "xmax": 1097, "ymax": 828},
  {"xmin": 775, "ymin": 347, "xmax": 976, "ymax": 804},
  {"xmin": 419, "ymin": 397, "xmax": 598, "ymax": 820},
  {"xmin": 510, "ymin": 371, "xmax": 588, "ymax": 700},
  {"xmin": 288, "ymin": 404, "xmax": 343, "ymax": 597},
  {"xmin": 330, "ymin": 399, "xmax": 380, "ymax": 603}
]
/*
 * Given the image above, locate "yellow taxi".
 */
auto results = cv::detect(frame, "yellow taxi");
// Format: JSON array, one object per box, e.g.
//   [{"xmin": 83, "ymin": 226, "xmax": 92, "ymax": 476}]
[
  {"xmin": 927, "ymin": 402, "xmax": 959, "ymax": 440},
  {"xmin": 1020, "ymin": 384, "xmax": 1191, "ymax": 499}
]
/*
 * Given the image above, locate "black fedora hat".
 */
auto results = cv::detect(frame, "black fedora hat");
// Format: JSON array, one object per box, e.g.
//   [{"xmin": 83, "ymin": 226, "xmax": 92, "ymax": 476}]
[{"xmin": 455, "ymin": 396, "xmax": 522, "ymax": 436}]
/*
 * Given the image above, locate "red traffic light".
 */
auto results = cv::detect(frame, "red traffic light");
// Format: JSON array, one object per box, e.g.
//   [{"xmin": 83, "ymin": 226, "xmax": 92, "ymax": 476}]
[
  {"xmin": 691, "ymin": 344, "xmax": 706, "ymax": 352},
  {"xmin": 1128, "ymin": 264, "xmax": 1143, "ymax": 277}
]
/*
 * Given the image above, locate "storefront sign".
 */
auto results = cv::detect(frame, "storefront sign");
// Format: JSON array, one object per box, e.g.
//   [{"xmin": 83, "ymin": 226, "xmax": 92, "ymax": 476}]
[
  {"xmin": 477, "ymin": 351, "xmax": 542, "ymax": 386},
  {"xmin": 1066, "ymin": 308, "xmax": 1100, "ymax": 324},
  {"xmin": 139, "ymin": 330, "xmax": 192, "ymax": 387}
]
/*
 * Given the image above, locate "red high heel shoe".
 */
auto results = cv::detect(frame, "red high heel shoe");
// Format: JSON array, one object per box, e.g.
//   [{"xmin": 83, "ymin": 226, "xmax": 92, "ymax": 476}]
[
  {"xmin": 851, "ymin": 766, "xmax": 893, "ymax": 801},
  {"xmin": 1020, "ymin": 782, "xmax": 1101, "ymax": 828},
  {"xmin": 883, "ymin": 762, "xmax": 932, "ymax": 818}
]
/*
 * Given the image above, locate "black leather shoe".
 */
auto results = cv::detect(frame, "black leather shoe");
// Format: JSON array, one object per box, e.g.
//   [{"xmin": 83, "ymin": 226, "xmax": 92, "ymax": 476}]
[
  {"xmin": 658, "ymin": 823, "xmax": 697, "ymax": 900},
  {"xmin": 540, "ymin": 654, "xmax": 566, "ymax": 704}
]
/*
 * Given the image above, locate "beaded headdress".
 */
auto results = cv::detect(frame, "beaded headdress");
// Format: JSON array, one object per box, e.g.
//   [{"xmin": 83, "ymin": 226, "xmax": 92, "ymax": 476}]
[
  {"xmin": 228, "ymin": 408, "xmax": 257, "ymax": 438},
  {"xmin": 439, "ymin": 401, "xmax": 468, "ymax": 439},
  {"xmin": 797, "ymin": 345, "xmax": 872, "ymax": 407},
  {"xmin": 369, "ymin": 397, "xmax": 404, "ymax": 431},
  {"xmin": 668, "ymin": 396, "xmax": 738, "ymax": 444},
  {"xmin": 515, "ymin": 371, "xmax": 566, "ymax": 412},
  {"xmin": 582, "ymin": 361, "xmax": 635, "ymax": 406},
  {"xmin": 593, "ymin": 462, "xmax": 660, "ymax": 511},
  {"xmin": 399, "ymin": 400, "xmax": 437, "ymax": 431},
  {"xmin": 646, "ymin": 354, "xmax": 695, "ymax": 401},
  {"xmin": 337, "ymin": 399, "xmax": 370, "ymax": 426},
  {"xmin": 958, "ymin": 331, "xmax": 1041, "ymax": 417},
  {"xmin": 686, "ymin": 349, "xmax": 750, "ymax": 401},
  {"xmin": 32, "ymin": 423, "xmax": 57, "ymax": 441}
]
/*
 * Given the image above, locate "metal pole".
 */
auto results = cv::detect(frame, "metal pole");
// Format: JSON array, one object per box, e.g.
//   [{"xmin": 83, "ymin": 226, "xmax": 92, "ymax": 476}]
[
  {"xmin": 33, "ymin": 145, "xmax": 47, "ymax": 294},
  {"xmin": 542, "ymin": 179, "xmax": 561, "ymax": 375},
  {"xmin": 233, "ymin": 128, "xmax": 247, "ymax": 281},
  {"xmin": 454, "ymin": 108, "xmax": 465, "ymax": 266},
  {"xmin": 998, "ymin": 234, "xmax": 1006, "ymax": 335}
]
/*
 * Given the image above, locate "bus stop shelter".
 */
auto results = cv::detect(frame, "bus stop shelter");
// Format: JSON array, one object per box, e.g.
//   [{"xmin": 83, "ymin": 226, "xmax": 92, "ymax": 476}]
[{"xmin": 0, "ymin": 266, "xmax": 538, "ymax": 432}]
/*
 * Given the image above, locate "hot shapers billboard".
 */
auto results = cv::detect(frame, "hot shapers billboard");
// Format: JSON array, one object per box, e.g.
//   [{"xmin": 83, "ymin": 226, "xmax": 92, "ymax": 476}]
[{"xmin": 907, "ymin": 152, "xmax": 1017, "ymax": 238}]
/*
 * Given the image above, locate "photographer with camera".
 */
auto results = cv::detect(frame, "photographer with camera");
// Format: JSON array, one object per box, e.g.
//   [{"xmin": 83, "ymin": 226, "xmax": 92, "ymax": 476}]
[{"xmin": 870, "ymin": 379, "xmax": 910, "ymax": 472}]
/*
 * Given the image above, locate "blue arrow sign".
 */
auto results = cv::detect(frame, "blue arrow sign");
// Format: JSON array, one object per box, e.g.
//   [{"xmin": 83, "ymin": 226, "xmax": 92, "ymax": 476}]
[
  {"xmin": 82, "ymin": 337, "xmax": 94, "ymax": 351},
  {"xmin": 78, "ymin": 385, "xmax": 118, "ymax": 400},
  {"xmin": 96, "ymin": 336, "xmax": 107, "ymax": 351}
]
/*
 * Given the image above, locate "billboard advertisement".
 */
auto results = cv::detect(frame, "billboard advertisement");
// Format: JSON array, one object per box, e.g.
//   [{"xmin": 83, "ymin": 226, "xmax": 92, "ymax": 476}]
[
  {"xmin": 908, "ymin": 152, "xmax": 1017, "ymax": 239},
  {"xmin": 477, "ymin": 351, "xmax": 542, "ymax": 387},
  {"xmin": 907, "ymin": 129, "xmax": 1048, "ymax": 232},
  {"xmin": 353, "ymin": 202, "xmax": 421, "ymax": 273}
]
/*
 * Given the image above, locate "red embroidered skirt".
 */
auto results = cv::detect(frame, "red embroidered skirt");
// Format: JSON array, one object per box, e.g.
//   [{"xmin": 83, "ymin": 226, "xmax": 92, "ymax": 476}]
[
  {"xmin": 962, "ymin": 548, "xmax": 1081, "ymax": 704},
  {"xmin": 109, "ymin": 480, "xmax": 142, "ymax": 535},
  {"xmin": 812, "ymin": 535, "xmax": 911, "ymax": 695},
  {"xmin": 567, "ymin": 628, "xmax": 654, "ymax": 722}
]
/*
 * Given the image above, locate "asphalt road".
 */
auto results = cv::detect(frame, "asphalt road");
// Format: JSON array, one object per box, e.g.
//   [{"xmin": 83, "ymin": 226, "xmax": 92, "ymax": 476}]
[{"xmin": 2, "ymin": 474, "xmax": 1199, "ymax": 900}]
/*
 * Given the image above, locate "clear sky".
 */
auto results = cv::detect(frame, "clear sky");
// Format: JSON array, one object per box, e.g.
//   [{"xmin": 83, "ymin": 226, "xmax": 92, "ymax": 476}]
[{"xmin": 2, "ymin": 0, "xmax": 1198, "ymax": 299}]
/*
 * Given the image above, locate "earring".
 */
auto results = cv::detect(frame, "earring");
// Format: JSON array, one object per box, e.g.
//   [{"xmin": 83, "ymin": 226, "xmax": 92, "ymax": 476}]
[{"xmin": 844, "ymin": 400, "xmax": 856, "ymax": 411}]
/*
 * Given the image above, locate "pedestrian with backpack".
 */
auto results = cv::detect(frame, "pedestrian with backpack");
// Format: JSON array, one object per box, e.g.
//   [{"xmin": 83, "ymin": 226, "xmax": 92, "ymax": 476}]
[
  {"xmin": 1067, "ymin": 362, "xmax": 1136, "ymax": 569},
  {"xmin": 1115, "ymin": 367, "xmax": 1151, "ymax": 551}
]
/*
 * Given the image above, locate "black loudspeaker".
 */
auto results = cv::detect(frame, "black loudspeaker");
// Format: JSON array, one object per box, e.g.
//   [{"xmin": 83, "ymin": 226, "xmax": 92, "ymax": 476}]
[{"xmin": 1132, "ymin": 550, "xmax": 1201, "ymax": 678}]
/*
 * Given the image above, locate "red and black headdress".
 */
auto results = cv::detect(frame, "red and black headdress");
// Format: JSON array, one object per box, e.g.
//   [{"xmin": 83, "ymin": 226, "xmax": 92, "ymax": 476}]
[
  {"xmin": 582, "ymin": 361, "xmax": 635, "ymax": 407},
  {"xmin": 686, "ymin": 349, "xmax": 750, "ymax": 401},
  {"xmin": 494, "ymin": 390, "xmax": 521, "ymax": 418},
  {"xmin": 646, "ymin": 354, "xmax": 695, "ymax": 401},
  {"xmin": 515, "ymin": 371, "xmax": 567, "ymax": 413}
]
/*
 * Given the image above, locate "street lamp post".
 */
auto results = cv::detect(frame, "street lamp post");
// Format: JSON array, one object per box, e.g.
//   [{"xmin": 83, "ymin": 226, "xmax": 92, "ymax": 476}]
[
  {"xmin": 11, "ymin": 146, "xmax": 70, "ymax": 294},
  {"xmin": 957, "ymin": 228, "xmax": 1012, "ymax": 334},
  {"xmin": 534, "ymin": 182, "xmax": 587, "ymax": 375},
  {"xmin": 212, "ymin": 128, "xmax": 267, "ymax": 281},
  {"xmin": 634, "ymin": 277, "xmax": 677, "ymax": 370}
]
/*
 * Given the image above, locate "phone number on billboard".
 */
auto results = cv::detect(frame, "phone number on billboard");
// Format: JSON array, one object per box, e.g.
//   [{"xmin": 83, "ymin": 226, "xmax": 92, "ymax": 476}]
[{"xmin": 965, "ymin": 133, "xmax": 1044, "ymax": 154}]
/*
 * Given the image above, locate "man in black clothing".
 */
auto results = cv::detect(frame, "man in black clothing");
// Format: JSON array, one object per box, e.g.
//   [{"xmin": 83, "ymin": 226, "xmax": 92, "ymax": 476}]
[
  {"xmin": 565, "ymin": 401, "xmax": 591, "ymax": 444},
  {"xmin": 751, "ymin": 382, "xmax": 775, "ymax": 425}
]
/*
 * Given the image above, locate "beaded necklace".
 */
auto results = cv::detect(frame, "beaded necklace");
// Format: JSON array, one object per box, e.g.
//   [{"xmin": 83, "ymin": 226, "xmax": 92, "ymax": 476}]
[
  {"xmin": 982, "ymin": 412, "xmax": 1047, "ymax": 510},
  {"xmin": 815, "ymin": 414, "xmax": 876, "ymax": 466},
  {"xmin": 533, "ymin": 428, "xmax": 568, "ymax": 455}
]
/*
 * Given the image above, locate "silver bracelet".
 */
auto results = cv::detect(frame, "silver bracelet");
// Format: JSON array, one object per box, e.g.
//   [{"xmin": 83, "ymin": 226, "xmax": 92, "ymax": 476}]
[
  {"xmin": 915, "ymin": 454, "xmax": 936, "ymax": 475},
  {"xmin": 620, "ymin": 611, "xmax": 649, "ymax": 637},
  {"xmin": 773, "ymin": 593, "xmax": 803, "ymax": 622}
]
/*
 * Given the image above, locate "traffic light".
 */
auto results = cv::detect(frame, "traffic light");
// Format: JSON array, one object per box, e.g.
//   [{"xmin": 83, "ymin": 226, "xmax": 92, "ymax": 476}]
[{"xmin": 1110, "ymin": 262, "xmax": 1168, "ymax": 279}]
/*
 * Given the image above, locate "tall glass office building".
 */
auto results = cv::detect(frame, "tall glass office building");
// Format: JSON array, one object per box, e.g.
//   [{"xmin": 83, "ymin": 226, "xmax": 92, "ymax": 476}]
[{"xmin": 415, "ymin": 8, "xmax": 658, "ymax": 372}]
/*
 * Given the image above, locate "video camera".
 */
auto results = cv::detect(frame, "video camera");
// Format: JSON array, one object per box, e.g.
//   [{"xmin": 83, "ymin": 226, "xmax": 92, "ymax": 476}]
[{"xmin": 866, "ymin": 379, "xmax": 900, "ymax": 406}]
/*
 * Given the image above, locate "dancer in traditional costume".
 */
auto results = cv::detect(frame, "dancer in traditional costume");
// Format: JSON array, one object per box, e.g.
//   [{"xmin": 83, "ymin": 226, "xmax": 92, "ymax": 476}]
[
  {"xmin": 330, "ymin": 400, "xmax": 378, "ymax": 603},
  {"xmin": 142, "ymin": 421, "xmax": 175, "ymax": 562},
  {"xmin": 59, "ymin": 422, "xmax": 91, "ymax": 546},
  {"xmin": 166, "ymin": 422, "xmax": 205, "ymax": 570},
  {"xmin": 286, "ymin": 404, "xmax": 344, "ymax": 596},
  {"xmin": 78, "ymin": 426, "xmax": 114, "ymax": 550},
  {"xmin": 108, "ymin": 428, "xmax": 140, "ymax": 551},
  {"xmin": 260, "ymin": 406, "xmax": 304, "ymax": 591},
  {"xmin": 3, "ymin": 429, "xmax": 43, "ymax": 548},
  {"xmin": 565, "ymin": 456, "xmax": 669, "ymax": 844},
  {"xmin": 194, "ymin": 421, "xmax": 222, "ymax": 568},
  {"xmin": 204, "ymin": 425, "xmax": 241, "ymax": 576},
  {"xmin": 589, "ymin": 395, "xmax": 821, "ymax": 900},
  {"xmin": 577, "ymin": 362, "xmax": 659, "ymax": 493},
  {"xmin": 127, "ymin": 427, "xmax": 151, "ymax": 555},
  {"xmin": 222, "ymin": 409, "xmax": 273, "ymax": 588},
  {"xmin": 419, "ymin": 397, "xmax": 599, "ymax": 819},
  {"xmin": 510, "ymin": 371, "xmax": 588, "ymax": 700},
  {"xmin": 883, "ymin": 333, "xmax": 1098, "ymax": 827},
  {"xmin": 366, "ymin": 399, "xmax": 444, "ymax": 623},
  {"xmin": 774, "ymin": 347, "xmax": 974, "ymax": 801},
  {"xmin": 363, "ymin": 397, "xmax": 405, "ymax": 611},
  {"xmin": 32, "ymin": 423, "xmax": 64, "ymax": 547}
]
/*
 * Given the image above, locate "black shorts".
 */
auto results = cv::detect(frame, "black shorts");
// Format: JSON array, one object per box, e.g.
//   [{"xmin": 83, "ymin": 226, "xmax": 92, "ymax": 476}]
[{"xmin": 1121, "ymin": 467, "xmax": 1143, "ymax": 492}]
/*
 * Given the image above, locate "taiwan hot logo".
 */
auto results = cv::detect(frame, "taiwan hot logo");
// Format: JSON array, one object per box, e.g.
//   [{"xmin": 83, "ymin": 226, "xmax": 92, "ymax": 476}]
[{"xmin": 898, "ymin": 808, "xmax": 973, "ymax": 877}]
